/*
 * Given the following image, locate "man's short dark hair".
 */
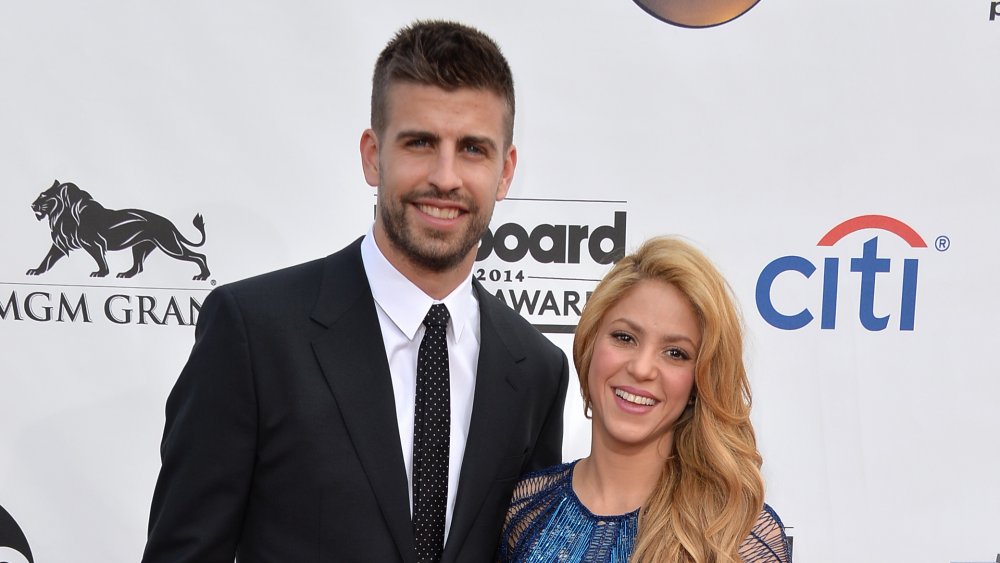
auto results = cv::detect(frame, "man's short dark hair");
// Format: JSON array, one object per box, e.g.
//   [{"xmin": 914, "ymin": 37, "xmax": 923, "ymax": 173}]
[{"xmin": 371, "ymin": 20, "xmax": 515, "ymax": 147}]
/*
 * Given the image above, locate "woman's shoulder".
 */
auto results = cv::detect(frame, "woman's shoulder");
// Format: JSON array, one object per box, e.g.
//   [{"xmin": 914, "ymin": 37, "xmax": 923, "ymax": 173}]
[
  {"xmin": 521, "ymin": 460, "xmax": 576, "ymax": 480},
  {"xmin": 738, "ymin": 503, "xmax": 792, "ymax": 563},
  {"xmin": 499, "ymin": 461, "xmax": 577, "ymax": 561},
  {"xmin": 508, "ymin": 461, "xmax": 575, "ymax": 505}
]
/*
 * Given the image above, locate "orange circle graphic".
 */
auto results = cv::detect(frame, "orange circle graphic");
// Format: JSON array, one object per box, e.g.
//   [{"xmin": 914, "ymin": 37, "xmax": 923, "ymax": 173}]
[{"xmin": 633, "ymin": 0, "xmax": 762, "ymax": 28}]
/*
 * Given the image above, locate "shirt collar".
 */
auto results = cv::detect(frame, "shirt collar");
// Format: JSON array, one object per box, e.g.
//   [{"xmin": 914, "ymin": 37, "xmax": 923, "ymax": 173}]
[{"xmin": 360, "ymin": 227, "xmax": 475, "ymax": 342}]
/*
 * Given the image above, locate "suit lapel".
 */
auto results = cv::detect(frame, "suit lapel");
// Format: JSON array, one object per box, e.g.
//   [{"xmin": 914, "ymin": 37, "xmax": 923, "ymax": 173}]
[
  {"xmin": 309, "ymin": 239, "xmax": 416, "ymax": 562},
  {"xmin": 443, "ymin": 281, "xmax": 526, "ymax": 560}
]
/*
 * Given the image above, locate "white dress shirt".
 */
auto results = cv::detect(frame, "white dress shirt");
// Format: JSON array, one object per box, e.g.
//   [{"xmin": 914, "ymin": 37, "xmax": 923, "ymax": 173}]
[{"xmin": 360, "ymin": 230, "xmax": 480, "ymax": 543}]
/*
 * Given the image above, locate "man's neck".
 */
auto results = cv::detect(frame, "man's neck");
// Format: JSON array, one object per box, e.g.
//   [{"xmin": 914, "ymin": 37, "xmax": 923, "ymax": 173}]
[{"xmin": 372, "ymin": 230, "xmax": 474, "ymax": 300}]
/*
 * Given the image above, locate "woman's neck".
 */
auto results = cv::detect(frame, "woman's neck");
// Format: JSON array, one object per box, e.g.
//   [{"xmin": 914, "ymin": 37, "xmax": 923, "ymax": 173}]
[{"xmin": 572, "ymin": 443, "xmax": 669, "ymax": 516}]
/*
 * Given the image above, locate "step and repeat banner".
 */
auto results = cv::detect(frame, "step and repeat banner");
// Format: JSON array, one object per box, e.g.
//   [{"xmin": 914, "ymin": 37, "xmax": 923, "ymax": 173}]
[{"xmin": 1, "ymin": 1, "xmax": 998, "ymax": 562}]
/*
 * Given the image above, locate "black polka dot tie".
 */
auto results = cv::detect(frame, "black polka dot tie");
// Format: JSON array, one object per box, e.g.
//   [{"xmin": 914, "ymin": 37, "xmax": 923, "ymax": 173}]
[{"xmin": 413, "ymin": 303, "xmax": 450, "ymax": 562}]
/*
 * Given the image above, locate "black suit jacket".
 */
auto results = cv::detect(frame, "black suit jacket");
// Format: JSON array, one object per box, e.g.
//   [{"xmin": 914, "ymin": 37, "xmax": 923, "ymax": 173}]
[{"xmin": 142, "ymin": 238, "xmax": 569, "ymax": 562}]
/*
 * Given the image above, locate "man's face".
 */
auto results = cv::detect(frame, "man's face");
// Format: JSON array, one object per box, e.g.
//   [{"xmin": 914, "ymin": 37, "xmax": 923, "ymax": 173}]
[{"xmin": 361, "ymin": 82, "xmax": 516, "ymax": 275}]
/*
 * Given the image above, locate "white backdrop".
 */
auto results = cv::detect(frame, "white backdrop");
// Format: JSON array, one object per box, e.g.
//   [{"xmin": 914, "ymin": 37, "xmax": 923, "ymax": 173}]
[{"xmin": 1, "ymin": 1, "xmax": 998, "ymax": 562}]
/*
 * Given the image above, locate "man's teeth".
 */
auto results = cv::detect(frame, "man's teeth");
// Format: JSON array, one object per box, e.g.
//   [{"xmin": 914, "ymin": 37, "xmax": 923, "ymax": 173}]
[
  {"xmin": 615, "ymin": 389, "xmax": 657, "ymax": 406},
  {"xmin": 418, "ymin": 204, "xmax": 459, "ymax": 219}
]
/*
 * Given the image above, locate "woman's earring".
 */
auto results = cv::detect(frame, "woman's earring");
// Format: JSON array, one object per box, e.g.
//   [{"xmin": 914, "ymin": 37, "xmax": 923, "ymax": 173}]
[{"xmin": 585, "ymin": 401, "xmax": 593, "ymax": 419}]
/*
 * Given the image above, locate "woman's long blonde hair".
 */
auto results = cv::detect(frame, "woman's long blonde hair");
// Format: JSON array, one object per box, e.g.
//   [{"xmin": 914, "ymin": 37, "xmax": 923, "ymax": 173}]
[{"xmin": 573, "ymin": 237, "xmax": 764, "ymax": 563}]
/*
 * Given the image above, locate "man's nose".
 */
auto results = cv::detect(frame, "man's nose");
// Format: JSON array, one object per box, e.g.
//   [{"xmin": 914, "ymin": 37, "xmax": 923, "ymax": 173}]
[{"xmin": 427, "ymin": 150, "xmax": 462, "ymax": 191}]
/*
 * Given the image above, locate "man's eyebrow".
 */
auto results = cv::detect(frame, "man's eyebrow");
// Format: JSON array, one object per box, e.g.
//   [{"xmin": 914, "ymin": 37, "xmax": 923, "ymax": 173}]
[
  {"xmin": 460, "ymin": 135, "xmax": 498, "ymax": 153},
  {"xmin": 395, "ymin": 130, "xmax": 439, "ymax": 142},
  {"xmin": 394, "ymin": 130, "xmax": 499, "ymax": 153}
]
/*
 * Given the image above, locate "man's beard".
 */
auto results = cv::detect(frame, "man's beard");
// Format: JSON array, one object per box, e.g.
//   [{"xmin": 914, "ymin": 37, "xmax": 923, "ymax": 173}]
[{"xmin": 378, "ymin": 188, "xmax": 491, "ymax": 272}]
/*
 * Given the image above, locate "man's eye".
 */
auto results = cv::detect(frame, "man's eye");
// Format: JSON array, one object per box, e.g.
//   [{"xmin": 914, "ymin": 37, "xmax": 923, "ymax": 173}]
[
  {"xmin": 464, "ymin": 144, "xmax": 485, "ymax": 155},
  {"xmin": 407, "ymin": 138, "xmax": 431, "ymax": 148}
]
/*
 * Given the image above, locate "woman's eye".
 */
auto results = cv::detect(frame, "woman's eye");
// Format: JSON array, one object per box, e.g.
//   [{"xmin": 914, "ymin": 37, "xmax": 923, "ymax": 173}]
[
  {"xmin": 665, "ymin": 348, "xmax": 690, "ymax": 361},
  {"xmin": 611, "ymin": 331, "xmax": 633, "ymax": 344}
]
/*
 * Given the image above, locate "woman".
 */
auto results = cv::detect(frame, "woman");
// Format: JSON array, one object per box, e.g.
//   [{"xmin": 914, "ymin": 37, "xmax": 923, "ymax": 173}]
[{"xmin": 499, "ymin": 237, "xmax": 790, "ymax": 563}]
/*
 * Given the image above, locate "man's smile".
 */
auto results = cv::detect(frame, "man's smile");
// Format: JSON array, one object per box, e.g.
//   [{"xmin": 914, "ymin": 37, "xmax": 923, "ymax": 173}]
[{"xmin": 416, "ymin": 203, "xmax": 462, "ymax": 220}]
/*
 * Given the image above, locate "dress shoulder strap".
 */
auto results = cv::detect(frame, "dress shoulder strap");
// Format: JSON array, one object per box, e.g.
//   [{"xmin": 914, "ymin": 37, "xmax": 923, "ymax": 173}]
[
  {"xmin": 738, "ymin": 504, "xmax": 792, "ymax": 563},
  {"xmin": 499, "ymin": 462, "xmax": 575, "ymax": 559}
]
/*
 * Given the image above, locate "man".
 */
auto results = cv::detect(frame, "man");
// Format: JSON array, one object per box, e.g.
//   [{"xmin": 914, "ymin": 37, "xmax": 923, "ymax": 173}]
[{"xmin": 141, "ymin": 20, "xmax": 569, "ymax": 563}]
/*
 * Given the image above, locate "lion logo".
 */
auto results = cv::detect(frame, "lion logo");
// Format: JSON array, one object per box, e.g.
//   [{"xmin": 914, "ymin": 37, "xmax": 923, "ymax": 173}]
[{"xmin": 26, "ymin": 180, "xmax": 210, "ymax": 280}]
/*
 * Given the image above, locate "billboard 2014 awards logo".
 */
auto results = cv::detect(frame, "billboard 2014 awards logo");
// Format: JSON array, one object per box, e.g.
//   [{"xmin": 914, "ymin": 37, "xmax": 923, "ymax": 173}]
[
  {"xmin": 476, "ymin": 198, "xmax": 627, "ymax": 334},
  {"xmin": 755, "ymin": 214, "xmax": 947, "ymax": 332},
  {"xmin": 1, "ymin": 180, "xmax": 212, "ymax": 326}
]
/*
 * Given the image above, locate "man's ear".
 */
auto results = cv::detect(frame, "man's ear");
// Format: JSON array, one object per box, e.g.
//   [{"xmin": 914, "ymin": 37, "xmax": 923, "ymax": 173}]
[
  {"xmin": 360, "ymin": 129, "xmax": 380, "ymax": 187},
  {"xmin": 496, "ymin": 144, "xmax": 517, "ymax": 201}
]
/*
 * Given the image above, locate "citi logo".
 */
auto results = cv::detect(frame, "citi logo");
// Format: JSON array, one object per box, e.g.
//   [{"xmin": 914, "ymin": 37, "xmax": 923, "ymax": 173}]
[{"xmin": 755, "ymin": 215, "xmax": 935, "ymax": 332}]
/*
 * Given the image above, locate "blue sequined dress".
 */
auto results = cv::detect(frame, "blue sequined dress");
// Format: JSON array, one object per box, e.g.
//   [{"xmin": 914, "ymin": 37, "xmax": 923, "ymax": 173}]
[{"xmin": 498, "ymin": 461, "xmax": 791, "ymax": 563}]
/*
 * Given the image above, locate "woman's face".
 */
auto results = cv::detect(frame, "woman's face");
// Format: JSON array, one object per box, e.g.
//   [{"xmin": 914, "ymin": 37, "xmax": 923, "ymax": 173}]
[{"xmin": 587, "ymin": 279, "xmax": 701, "ymax": 457}]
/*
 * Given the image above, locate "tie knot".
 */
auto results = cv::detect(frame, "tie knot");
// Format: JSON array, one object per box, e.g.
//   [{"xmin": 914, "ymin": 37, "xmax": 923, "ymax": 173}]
[{"xmin": 423, "ymin": 303, "xmax": 450, "ymax": 330}]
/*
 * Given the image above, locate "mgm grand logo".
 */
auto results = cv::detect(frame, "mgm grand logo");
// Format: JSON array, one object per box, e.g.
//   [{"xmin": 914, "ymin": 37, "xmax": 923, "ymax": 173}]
[
  {"xmin": 1, "ymin": 291, "xmax": 202, "ymax": 326},
  {"xmin": 1, "ymin": 180, "xmax": 209, "ymax": 326},
  {"xmin": 26, "ymin": 180, "xmax": 210, "ymax": 280}
]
